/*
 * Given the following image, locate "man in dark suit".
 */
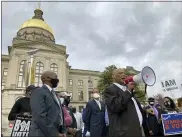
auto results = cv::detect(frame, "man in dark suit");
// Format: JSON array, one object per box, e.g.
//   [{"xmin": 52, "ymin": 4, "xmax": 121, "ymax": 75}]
[
  {"xmin": 29, "ymin": 71, "xmax": 66, "ymax": 137},
  {"xmin": 83, "ymin": 88, "xmax": 107, "ymax": 137},
  {"xmin": 104, "ymin": 68, "xmax": 147, "ymax": 137}
]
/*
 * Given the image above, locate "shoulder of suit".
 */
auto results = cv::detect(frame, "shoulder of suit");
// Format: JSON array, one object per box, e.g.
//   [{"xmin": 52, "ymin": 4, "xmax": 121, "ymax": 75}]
[
  {"xmin": 87, "ymin": 100, "xmax": 95, "ymax": 106},
  {"xmin": 16, "ymin": 97, "xmax": 27, "ymax": 102},
  {"xmin": 31, "ymin": 86, "xmax": 46, "ymax": 95},
  {"xmin": 87, "ymin": 100, "xmax": 93, "ymax": 104},
  {"xmin": 100, "ymin": 100, "xmax": 105, "ymax": 104},
  {"xmin": 105, "ymin": 84, "xmax": 115, "ymax": 90}
]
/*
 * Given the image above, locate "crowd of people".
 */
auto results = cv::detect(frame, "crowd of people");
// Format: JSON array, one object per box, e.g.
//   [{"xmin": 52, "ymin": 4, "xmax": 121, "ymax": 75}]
[{"xmin": 8, "ymin": 69, "xmax": 182, "ymax": 137}]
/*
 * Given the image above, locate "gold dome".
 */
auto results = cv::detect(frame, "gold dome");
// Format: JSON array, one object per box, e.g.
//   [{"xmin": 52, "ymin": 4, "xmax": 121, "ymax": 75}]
[{"xmin": 20, "ymin": 18, "xmax": 54, "ymax": 35}]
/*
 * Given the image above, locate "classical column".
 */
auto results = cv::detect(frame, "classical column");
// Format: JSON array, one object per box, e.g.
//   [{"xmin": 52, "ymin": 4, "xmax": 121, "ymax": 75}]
[
  {"xmin": 62, "ymin": 61, "xmax": 67, "ymax": 90},
  {"xmin": 5, "ymin": 54, "xmax": 19, "ymax": 88}
]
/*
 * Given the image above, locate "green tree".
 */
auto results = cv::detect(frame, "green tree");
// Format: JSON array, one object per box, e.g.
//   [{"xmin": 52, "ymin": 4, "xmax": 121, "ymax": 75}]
[
  {"xmin": 97, "ymin": 65, "xmax": 117, "ymax": 92},
  {"xmin": 97, "ymin": 65, "xmax": 147, "ymax": 103}
]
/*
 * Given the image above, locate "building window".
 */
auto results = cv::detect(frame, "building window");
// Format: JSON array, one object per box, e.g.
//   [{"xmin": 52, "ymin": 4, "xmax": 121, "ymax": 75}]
[
  {"xmin": 69, "ymin": 79, "xmax": 73, "ymax": 86},
  {"xmin": 35, "ymin": 61, "xmax": 44, "ymax": 87},
  {"xmin": 3, "ymin": 68, "xmax": 8, "ymax": 76},
  {"xmin": 2, "ymin": 82, "xmax": 5, "ymax": 90},
  {"xmin": 17, "ymin": 60, "xmax": 26, "ymax": 88},
  {"xmin": 78, "ymin": 90, "xmax": 83, "ymax": 101},
  {"xmin": 88, "ymin": 77, "xmax": 93, "ymax": 88},
  {"xmin": 50, "ymin": 63, "xmax": 58, "ymax": 74},
  {"xmin": 78, "ymin": 80, "xmax": 83, "ymax": 86},
  {"xmin": 68, "ymin": 92, "xmax": 73, "ymax": 100},
  {"xmin": 79, "ymin": 106, "xmax": 84, "ymax": 113},
  {"xmin": 88, "ymin": 88, "xmax": 93, "ymax": 100}
]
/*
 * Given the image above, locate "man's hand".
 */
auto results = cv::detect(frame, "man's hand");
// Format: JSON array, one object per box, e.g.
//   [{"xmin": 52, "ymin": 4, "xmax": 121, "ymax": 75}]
[
  {"xmin": 67, "ymin": 127, "xmax": 77, "ymax": 135},
  {"xmin": 146, "ymin": 108, "xmax": 155, "ymax": 115},
  {"xmin": 23, "ymin": 112, "xmax": 30, "ymax": 116},
  {"xmin": 58, "ymin": 133, "xmax": 66, "ymax": 137},
  {"xmin": 149, "ymin": 130, "xmax": 153, "ymax": 135},
  {"xmin": 158, "ymin": 118, "xmax": 162, "ymax": 124}
]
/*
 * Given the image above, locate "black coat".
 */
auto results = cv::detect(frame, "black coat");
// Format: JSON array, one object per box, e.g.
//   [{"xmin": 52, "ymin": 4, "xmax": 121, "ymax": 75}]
[
  {"xmin": 104, "ymin": 84, "xmax": 148, "ymax": 137},
  {"xmin": 8, "ymin": 97, "xmax": 31, "ymax": 121},
  {"xmin": 144, "ymin": 106, "xmax": 161, "ymax": 136}
]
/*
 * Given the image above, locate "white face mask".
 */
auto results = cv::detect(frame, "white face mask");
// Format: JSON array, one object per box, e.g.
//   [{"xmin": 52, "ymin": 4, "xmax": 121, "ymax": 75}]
[
  {"xmin": 93, "ymin": 93, "xmax": 100, "ymax": 99},
  {"xmin": 59, "ymin": 98, "xmax": 64, "ymax": 104}
]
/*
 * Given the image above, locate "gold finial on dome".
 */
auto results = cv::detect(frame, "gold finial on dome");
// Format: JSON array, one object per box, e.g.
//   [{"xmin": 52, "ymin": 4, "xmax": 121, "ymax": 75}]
[
  {"xmin": 19, "ymin": 2, "xmax": 54, "ymax": 35},
  {"xmin": 37, "ymin": 0, "xmax": 41, "ymax": 10}
]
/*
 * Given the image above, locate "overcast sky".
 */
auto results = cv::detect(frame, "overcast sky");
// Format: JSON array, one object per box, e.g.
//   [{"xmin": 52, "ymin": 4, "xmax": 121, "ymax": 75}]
[{"xmin": 2, "ymin": 1, "xmax": 182, "ymax": 98}]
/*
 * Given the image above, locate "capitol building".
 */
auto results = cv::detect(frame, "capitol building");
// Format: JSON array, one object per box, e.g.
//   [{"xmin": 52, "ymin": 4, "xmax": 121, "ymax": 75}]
[
  {"xmin": 2, "ymin": 7, "xmax": 101, "ymax": 119},
  {"xmin": 1, "ymin": 6, "xmax": 145, "ymax": 135}
]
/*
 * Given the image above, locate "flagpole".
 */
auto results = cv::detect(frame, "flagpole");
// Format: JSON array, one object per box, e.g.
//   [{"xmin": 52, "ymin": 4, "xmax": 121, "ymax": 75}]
[
  {"xmin": 26, "ymin": 49, "xmax": 39, "ymax": 86},
  {"xmin": 28, "ymin": 55, "xmax": 34, "ymax": 86}
]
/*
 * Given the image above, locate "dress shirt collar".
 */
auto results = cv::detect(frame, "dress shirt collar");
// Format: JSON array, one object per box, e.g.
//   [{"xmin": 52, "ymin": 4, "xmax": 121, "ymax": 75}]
[
  {"xmin": 114, "ymin": 83, "xmax": 126, "ymax": 91},
  {"xmin": 44, "ymin": 84, "xmax": 52, "ymax": 92},
  {"xmin": 94, "ymin": 99, "xmax": 100, "ymax": 103}
]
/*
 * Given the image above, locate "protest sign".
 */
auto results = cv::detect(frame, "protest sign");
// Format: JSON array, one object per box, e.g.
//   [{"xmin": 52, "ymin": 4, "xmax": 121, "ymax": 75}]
[
  {"xmin": 161, "ymin": 79, "xmax": 180, "ymax": 92},
  {"xmin": 162, "ymin": 113, "xmax": 182, "ymax": 136},
  {"xmin": 11, "ymin": 115, "xmax": 31, "ymax": 137}
]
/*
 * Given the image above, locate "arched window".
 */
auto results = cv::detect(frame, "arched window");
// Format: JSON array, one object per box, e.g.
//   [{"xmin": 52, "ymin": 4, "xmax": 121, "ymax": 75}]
[
  {"xmin": 17, "ymin": 60, "xmax": 26, "ymax": 88},
  {"xmin": 35, "ymin": 61, "xmax": 44, "ymax": 87},
  {"xmin": 78, "ymin": 90, "xmax": 83, "ymax": 101},
  {"xmin": 50, "ymin": 63, "xmax": 58, "ymax": 74}
]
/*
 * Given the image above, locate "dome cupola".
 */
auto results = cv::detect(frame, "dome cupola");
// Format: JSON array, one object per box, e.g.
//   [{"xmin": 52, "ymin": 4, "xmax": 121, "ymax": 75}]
[{"xmin": 15, "ymin": 8, "xmax": 55, "ymax": 43}]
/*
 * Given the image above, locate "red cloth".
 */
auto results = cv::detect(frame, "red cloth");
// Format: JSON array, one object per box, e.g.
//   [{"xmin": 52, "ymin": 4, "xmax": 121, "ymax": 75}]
[
  {"xmin": 124, "ymin": 76, "xmax": 135, "ymax": 85},
  {"xmin": 62, "ymin": 106, "xmax": 72, "ymax": 127}
]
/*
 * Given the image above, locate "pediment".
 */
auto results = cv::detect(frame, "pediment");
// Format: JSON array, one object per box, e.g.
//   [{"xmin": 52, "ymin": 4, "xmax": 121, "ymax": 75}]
[{"xmin": 13, "ymin": 42, "xmax": 66, "ymax": 55}]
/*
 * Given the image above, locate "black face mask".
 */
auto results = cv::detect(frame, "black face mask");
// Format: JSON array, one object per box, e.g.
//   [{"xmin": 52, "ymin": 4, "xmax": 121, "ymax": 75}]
[
  {"xmin": 164, "ymin": 101, "xmax": 171, "ymax": 108},
  {"xmin": 50, "ymin": 78, "xmax": 59, "ymax": 88},
  {"xmin": 64, "ymin": 97, "xmax": 70, "ymax": 106}
]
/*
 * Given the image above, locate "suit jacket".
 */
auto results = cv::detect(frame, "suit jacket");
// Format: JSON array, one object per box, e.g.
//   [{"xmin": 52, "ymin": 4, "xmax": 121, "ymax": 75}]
[
  {"xmin": 104, "ymin": 84, "xmax": 148, "ymax": 137},
  {"xmin": 29, "ymin": 85, "xmax": 64, "ymax": 137},
  {"xmin": 83, "ymin": 99, "xmax": 107, "ymax": 137}
]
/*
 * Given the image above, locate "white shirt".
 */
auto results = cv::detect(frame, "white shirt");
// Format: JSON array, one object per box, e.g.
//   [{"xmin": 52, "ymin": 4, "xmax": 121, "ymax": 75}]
[
  {"xmin": 94, "ymin": 99, "xmax": 101, "ymax": 110},
  {"xmin": 73, "ymin": 112, "xmax": 83, "ymax": 130},
  {"xmin": 114, "ymin": 83, "xmax": 143, "ymax": 127}
]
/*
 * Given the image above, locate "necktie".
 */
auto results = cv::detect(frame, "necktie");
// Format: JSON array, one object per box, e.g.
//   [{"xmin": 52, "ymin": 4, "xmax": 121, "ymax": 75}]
[
  {"xmin": 51, "ymin": 90, "xmax": 63, "ymax": 125},
  {"xmin": 97, "ymin": 100, "xmax": 101, "ymax": 110},
  {"xmin": 51, "ymin": 90, "xmax": 60, "ymax": 106}
]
